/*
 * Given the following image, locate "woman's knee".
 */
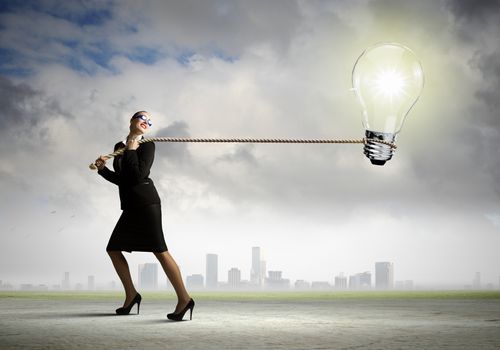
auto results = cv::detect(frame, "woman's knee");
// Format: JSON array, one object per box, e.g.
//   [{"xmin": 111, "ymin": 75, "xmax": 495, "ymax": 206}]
[
  {"xmin": 153, "ymin": 250, "xmax": 169, "ymax": 259},
  {"xmin": 107, "ymin": 250, "xmax": 123, "ymax": 258}
]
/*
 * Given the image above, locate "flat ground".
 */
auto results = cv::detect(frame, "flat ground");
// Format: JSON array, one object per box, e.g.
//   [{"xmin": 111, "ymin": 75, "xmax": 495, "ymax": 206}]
[{"xmin": 1, "ymin": 291, "xmax": 500, "ymax": 349}]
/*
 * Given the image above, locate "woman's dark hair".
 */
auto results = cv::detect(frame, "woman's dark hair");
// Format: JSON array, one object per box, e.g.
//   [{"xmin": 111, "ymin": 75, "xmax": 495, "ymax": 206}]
[{"xmin": 131, "ymin": 110, "xmax": 149, "ymax": 121}]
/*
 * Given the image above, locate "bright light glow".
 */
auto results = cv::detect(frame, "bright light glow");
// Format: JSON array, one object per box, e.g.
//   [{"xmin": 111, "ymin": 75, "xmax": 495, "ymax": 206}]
[
  {"xmin": 372, "ymin": 68, "xmax": 407, "ymax": 100},
  {"xmin": 352, "ymin": 42, "xmax": 424, "ymax": 135}
]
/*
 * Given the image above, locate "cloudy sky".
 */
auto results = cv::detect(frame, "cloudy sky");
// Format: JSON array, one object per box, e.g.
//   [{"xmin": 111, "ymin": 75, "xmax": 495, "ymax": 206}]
[{"xmin": 1, "ymin": 0, "xmax": 499, "ymax": 288}]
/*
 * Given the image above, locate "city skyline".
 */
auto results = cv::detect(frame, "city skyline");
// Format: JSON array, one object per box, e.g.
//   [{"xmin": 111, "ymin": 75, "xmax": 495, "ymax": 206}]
[
  {"xmin": 3, "ymin": 268, "xmax": 499, "ymax": 292},
  {"xmin": 2, "ymin": 246, "xmax": 499, "ymax": 291}
]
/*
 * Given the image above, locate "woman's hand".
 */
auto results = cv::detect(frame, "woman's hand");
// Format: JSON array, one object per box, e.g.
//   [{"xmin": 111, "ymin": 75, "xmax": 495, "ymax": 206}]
[
  {"xmin": 95, "ymin": 155, "xmax": 109, "ymax": 171},
  {"xmin": 126, "ymin": 138, "xmax": 140, "ymax": 150}
]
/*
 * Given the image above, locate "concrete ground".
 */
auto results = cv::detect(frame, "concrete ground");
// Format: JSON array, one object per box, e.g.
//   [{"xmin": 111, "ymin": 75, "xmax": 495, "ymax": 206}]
[{"xmin": 1, "ymin": 295, "xmax": 500, "ymax": 349}]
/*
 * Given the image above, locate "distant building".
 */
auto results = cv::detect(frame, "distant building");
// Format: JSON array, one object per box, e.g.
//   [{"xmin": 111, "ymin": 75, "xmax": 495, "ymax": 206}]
[
  {"xmin": 266, "ymin": 271, "xmax": 290, "ymax": 289},
  {"xmin": 311, "ymin": 281, "xmax": 331, "ymax": 290},
  {"xmin": 62, "ymin": 272, "xmax": 70, "ymax": 290},
  {"xmin": 0, "ymin": 281, "xmax": 13, "ymax": 290},
  {"xmin": 260, "ymin": 260, "xmax": 267, "ymax": 288},
  {"xmin": 395, "ymin": 280, "xmax": 413, "ymax": 290},
  {"xmin": 349, "ymin": 272, "xmax": 371, "ymax": 289},
  {"xmin": 139, "ymin": 263, "xmax": 158, "ymax": 290},
  {"xmin": 295, "ymin": 280, "xmax": 310, "ymax": 290},
  {"xmin": 87, "ymin": 275, "xmax": 95, "ymax": 290},
  {"xmin": 108, "ymin": 281, "xmax": 117, "ymax": 290},
  {"xmin": 206, "ymin": 254, "xmax": 218, "ymax": 289},
  {"xmin": 335, "ymin": 274, "xmax": 347, "ymax": 289},
  {"xmin": 251, "ymin": 247, "xmax": 262, "ymax": 286},
  {"xmin": 375, "ymin": 262, "xmax": 394, "ymax": 289},
  {"xmin": 21, "ymin": 284, "xmax": 34, "ymax": 291},
  {"xmin": 472, "ymin": 272, "xmax": 481, "ymax": 289},
  {"xmin": 186, "ymin": 274, "xmax": 204, "ymax": 289},
  {"xmin": 20, "ymin": 284, "xmax": 48, "ymax": 291},
  {"xmin": 228, "ymin": 268, "xmax": 241, "ymax": 288},
  {"xmin": 268, "ymin": 271, "xmax": 282, "ymax": 281}
]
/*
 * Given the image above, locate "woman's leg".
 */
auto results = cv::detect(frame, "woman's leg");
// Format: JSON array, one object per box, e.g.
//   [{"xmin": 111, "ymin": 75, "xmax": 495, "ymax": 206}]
[
  {"xmin": 107, "ymin": 250, "xmax": 138, "ymax": 306},
  {"xmin": 154, "ymin": 250, "xmax": 191, "ymax": 313}
]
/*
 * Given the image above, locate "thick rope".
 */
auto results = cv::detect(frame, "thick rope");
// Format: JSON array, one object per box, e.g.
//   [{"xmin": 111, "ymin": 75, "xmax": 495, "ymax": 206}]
[{"xmin": 89, "ymin": 137, "xmax": 396, "ymax": 169}]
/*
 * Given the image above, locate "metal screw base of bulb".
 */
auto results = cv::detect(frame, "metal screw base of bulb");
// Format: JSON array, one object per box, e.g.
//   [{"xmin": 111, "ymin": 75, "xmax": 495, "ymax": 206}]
[{"xmin": 364, "ymin": 130, "xmax": 396, "ymax": 166}]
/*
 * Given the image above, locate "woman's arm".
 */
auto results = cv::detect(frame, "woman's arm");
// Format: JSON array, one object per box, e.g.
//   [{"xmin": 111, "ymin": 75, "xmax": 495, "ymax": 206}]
[
  {"xmin": 97, "ymin": 166, "xmax": 121, "ymax": 185},
  {"xmin": 96, "ymin": 142, "xmax": 123, "ymax": 186},
  {"xmin": 121, "ymin": 142, "xmax": 155, "ymax": 183}
]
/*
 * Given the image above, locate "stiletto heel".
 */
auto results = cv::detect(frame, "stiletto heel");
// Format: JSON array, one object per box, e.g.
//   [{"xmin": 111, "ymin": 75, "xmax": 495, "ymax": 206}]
[
  {"xmin": 167, "ymin": 298, "xmax": 195, "ymax": 321},
  {"xmin": 116, "ymin": 293, "xmax": 142, "ymax": 315}
]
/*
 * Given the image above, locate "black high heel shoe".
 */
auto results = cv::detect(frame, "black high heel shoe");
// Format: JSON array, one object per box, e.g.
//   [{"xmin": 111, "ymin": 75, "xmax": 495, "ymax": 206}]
[
  {"xmin": 167, "ymin": 298, "xmax": 195, "ymax": 321},
  {"xmin": 116, "ymin": 293, "xmax": 142, "ymax": 315}
]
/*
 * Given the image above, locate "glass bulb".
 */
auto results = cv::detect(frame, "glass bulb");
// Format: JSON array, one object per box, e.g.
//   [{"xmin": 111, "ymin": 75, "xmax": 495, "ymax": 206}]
[{"xmin": 352, "ymin": 42, "xmax": 424, "ymax": 165}]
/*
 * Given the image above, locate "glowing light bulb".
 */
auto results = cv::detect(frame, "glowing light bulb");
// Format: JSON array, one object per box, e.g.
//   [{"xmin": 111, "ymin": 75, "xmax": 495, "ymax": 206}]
[{"xmin": 352, "ymin": 42, "xmax": 424, "ymax": 165}]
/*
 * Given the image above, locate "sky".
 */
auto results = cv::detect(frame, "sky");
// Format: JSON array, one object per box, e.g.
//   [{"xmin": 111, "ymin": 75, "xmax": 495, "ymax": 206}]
[{"xmin": 1, "ymin": 0, "xmax": 500, "ymax": 289}]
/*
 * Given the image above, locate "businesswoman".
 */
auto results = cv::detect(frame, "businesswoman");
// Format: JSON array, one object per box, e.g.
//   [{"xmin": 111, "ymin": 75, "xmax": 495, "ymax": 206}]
[{"xmin": 94, "ymin": 111, "xmax": 194, "ymax": 321}]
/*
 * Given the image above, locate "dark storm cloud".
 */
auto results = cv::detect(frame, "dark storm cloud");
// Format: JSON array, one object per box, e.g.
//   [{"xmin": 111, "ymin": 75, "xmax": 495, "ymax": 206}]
[
  {"xmin": 216, "ymin": 144, "xmax": 257, "ymax": 165},
  {"xmin": 133, "ymin": 0, "xmax": 303, "ymax": 56},
  {"xmin": 475, "ymin": 51, "xmax": 500, "ymax": 116},
  {"xmin": 445, "ymin": 0, "xmax": 500, "ymax": 126},
  {"xmin": 447, "ymin": 0, "xmax": 500, "ymax": 22},
  {"xmin": 0, "ymin": 76, "xmax": 39, "ymax": 127},
  {"xmin": 445, "ymin": 0, "xmax": 500, "ymax": 195},
  {"xmin": 153, "ymin": 120, "xmax": 192, "ymax": 163},
  {"xmin": 0, "ymin": 76, "xmax": 73, "ymax": 134}
]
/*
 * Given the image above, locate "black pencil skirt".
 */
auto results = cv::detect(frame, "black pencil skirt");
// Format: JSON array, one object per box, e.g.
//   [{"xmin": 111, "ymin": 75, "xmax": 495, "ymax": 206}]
[{"xmin": 106, "ymin": 203, "xmax": 168, "ymax": 253}]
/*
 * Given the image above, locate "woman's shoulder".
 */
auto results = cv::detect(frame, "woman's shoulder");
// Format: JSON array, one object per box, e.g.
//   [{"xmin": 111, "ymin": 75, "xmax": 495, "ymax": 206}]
[
  {"xmin": 140, "ymin": 140, "xmax": 155, "ymax": 149},
  {"xmin": 113, "ymin": 141, "xmax": 125, "ymax": 151}
]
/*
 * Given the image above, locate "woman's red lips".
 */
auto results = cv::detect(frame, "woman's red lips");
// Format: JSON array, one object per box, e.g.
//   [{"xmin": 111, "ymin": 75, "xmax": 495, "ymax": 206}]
[{"xmin": 140, "ymin": 123, "xmax": 147, "ymax": 129}]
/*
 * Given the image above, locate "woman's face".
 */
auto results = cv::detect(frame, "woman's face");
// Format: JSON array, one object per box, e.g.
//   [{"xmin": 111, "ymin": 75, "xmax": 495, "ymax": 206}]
[{"xmin": 129, "ymin": 112, "xmax": 152, "ymax": 135}]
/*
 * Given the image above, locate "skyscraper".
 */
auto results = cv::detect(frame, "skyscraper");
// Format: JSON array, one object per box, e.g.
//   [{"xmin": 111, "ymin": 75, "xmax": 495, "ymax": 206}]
[
  {"xmin": 206, "ymin": 254, "xmax": 218, "ymax": 289},
  {"xmin": 228, "ymin": 267, "xmax": 241, "ymax": 288},
  {"xmin": 87, "ymin": 275, "xmax": 95, "ymax": 290},
  {"xmin": 251, "ymin": 247, "xmax": 261, "ymax": 286},
  {"xmin": 375, "ymin": 262, "xmax": 394, "ymax": 289},
  {"xmin": 62, "ymin": 272, "xmax": 70, "ymax": 290},
  {"xmin": 335, "ymin": 273, "xmax": 347, "ymax": 289},
  {"xmin": 138, "ymin": 263, "xmax": 158, "ymax": 290},
  {"xmin": 349, "ymin": 272, "xmax": 371, "ymax": 289},
  {"xmin": 473, "ymin": 272, "xmax": 481, "ymax": 289},
  {"xmin": 260, "ymin": 260, "xmax": 267, "ymax": 287}
]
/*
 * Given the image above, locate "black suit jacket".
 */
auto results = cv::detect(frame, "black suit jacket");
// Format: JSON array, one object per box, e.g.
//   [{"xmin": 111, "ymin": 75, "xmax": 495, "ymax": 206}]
[{"xmin": 98, "ymin": 141, "xmax": 161, "ymax": 210}]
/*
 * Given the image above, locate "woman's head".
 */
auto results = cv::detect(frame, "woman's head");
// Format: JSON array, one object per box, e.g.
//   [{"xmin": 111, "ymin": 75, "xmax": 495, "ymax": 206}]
[{"xmin": 129, "ymin": 110, "xmax": 153, "ymax": 135}]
